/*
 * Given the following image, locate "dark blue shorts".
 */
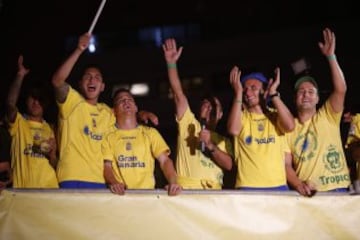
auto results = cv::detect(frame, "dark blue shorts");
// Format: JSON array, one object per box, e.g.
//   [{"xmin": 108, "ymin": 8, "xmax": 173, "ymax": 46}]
[
  {"xmin": 238, "ymin": 185, "xmax": 289, "ymax": 191},
  {"xmin": 328, "ymin": 187, "xmax": 348, "ymax": 192},
  {"xmin": 59, "ymin": 180, "xmax": 106, "ymax": 189}
]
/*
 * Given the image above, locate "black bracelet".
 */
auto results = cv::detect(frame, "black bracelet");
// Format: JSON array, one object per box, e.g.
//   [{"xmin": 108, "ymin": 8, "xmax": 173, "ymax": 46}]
[
  {"xmin": 269, "ymin": 92, "xmax": 280, "ymax": 99},
  {"xmin": 208, "ymin": 147, "xmax": 216, "ymax": 153}
]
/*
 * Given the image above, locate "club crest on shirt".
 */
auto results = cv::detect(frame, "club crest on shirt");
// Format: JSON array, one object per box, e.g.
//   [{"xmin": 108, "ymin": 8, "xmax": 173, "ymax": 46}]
[
  {"xmin": 245, "ymin": 136, "xmax": 252, "ymax": 145},
  {"xmin": 323, "ymin": 144, "xmax": 343, "ymax": 174},
  {"xmin": 33, "ymin": 132, "xmax": 41, "ymax": 141},
  {"xmin": 294, "ymin": 130, "xmax": 318, "ymax": 162},
  {"xmin": 92, "ymin": 118, "xmax": 97, "ymax": 128},
  {"xmin": 257, "ymin": 122, "xmax": 264, "ymax": 131},
  {"xmin": 126, "ymin": 142, "xmax": 132, "ymax": 151}
]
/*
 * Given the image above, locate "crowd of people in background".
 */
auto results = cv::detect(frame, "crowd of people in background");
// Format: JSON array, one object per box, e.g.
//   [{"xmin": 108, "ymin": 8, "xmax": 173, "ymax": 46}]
[{"xmin": 1, "ymin": 27, "xmax": 359, "ymax": 197}]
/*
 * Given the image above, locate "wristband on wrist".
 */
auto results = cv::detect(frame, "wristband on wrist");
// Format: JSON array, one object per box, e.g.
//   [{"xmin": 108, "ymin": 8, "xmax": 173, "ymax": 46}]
[
  {"xmin": 327, "ymin": 55, "xmax": 336, "ymax": 61},
  {"xmin": 207, "ymin": 144, "xmax": 216, "ymax": 153},
  {"xmin": 269, "ymin": 92, "xmax": 280, "ymax": 99},
  {"xmin": 208, "ymin": 147, "xmax": 216, "ymax": 153},
  {"xmin": 167, "ymin": 63, "xmax": 177, "ymax": 69},
  {"xmin": 235, "ymin": 99, "xmax": 242, "ymax": 104}
]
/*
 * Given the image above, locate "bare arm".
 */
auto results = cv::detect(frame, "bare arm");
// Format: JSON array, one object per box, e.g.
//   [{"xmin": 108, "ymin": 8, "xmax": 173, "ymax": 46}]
[
  {"xmin": 103, "ymin": 160, "xmax": 125, "ymax": 195},
  {"xmin": 52, "ymin": 33, "xmax": 91, "ymax": 103},
  {"xmin": 285, "ymin": 152, "xmax": 314, "ymax": 197},
  {"xmin": 46, "ymin": 138, "xmax": 58, "ymax": 169},
  {"xmin": 137, "ymin": 110, "xmax": 159, "ymax": 126},
  {"xmin": 227, "ymin": 66, "xmax": 243, "ymax": 136},
  {"xmin": 162, "ymin": 38, "xmax": 188, "ymax": 119},
  {"xmin": 157, "ymin": 152, "xmax": 181, "ymax": 196},
  {"xmin": 266, "ymin": 68, "xmax": 295, "ymax": 132},
  {"xmin": 199, "ymin": 129, "xmax": 233, "ymax": 170},
  {"xmin": 6, "ymin": 55, "xmax": 30, "ymax": 123},
  {"xmin": 319, "ymin": 28, "xmax": 346, "ymax": 113}
]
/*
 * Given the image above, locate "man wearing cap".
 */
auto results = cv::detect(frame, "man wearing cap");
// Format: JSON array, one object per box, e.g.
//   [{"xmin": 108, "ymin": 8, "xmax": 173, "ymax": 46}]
[
  {"xmin": 285, "ymin": 28, "xmax": 350, "ymax": 196},
  {"xmin": 228, "ymin": 66, "xmax": 295, "ymax": 190}
]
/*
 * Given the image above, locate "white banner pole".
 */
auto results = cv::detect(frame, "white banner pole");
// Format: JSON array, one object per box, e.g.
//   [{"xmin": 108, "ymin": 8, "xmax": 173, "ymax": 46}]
[{"xmin": 88, "ymin": 0, "xmax": 107, "ymax": 34}]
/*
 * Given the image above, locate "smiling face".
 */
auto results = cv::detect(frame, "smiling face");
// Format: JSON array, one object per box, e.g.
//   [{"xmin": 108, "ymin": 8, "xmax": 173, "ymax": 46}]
[
  {"xmin": 295, "ymin": 81, "xmax": 319, "ymax": 112},
  {"xmin": 79, "ymin": 67, "xmax": 105, "ymax": 104},
  {"xmin": 199, "ymin": 96, "xmax": 223, "ymax": 129},
  {"xmin": 243, "ymin": 79, "xmax": 264, "ymax": 108}
]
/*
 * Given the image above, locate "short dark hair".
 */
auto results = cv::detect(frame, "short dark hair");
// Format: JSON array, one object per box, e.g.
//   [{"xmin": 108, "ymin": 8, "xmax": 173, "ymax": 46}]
[
  {"xmin": 201, "ymin": 94, "xmax": 218, "ymax": 105},
  {"xmin": 81, "ymin": 63, "xmax": 105, "ymax": 81},
  {"xmin": 25, "ymin": 87, "xmax": 50, "ymax": 109},
  {"xmin": 112, "ymin": 88, "xmax": 132, "ymax": 103},
  {"xmin": 200, "ymin": 94, "xmax": 222, "ymax": 118}
]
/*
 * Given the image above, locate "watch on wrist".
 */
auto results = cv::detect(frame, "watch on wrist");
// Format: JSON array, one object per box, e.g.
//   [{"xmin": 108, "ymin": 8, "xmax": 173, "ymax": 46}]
[
  {"xmin": 207, "ymin": 146, "xmax": 216, "ymax": 154},
  {"xmin": 269, "ymin": 92, "xmax": 280, "ymax": 99}
]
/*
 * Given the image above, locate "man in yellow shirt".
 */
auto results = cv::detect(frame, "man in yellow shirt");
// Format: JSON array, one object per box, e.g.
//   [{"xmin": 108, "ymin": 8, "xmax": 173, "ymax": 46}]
[
  {"xmin": 227, "ymin": 66, "xmax": 295, "ymax": 190},
  {"xmin": 52, "ymin": 32, "xmax": 158, "ymax": 189},
  {"xmin": 7, "ymin": 55, "xmax": 58, "ymax": 188},
  {"xmin": 285, "ymin": 28, "xmax": 350, "ymax": 196},
  {"xmin": 162, "ymin": 38, "xmax": 234, "ymax": 189},
  {"xmin": 102, "ymin": 88, "xmax": 181, "ymax": 196},
  {"xmin": 52, "ymin": 32, "xmax": 114, "ymax": 188}
]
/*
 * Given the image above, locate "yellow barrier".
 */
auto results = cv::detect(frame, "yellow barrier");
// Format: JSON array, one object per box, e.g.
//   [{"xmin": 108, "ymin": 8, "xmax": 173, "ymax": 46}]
[{"xmin": 1, "ymin": 189, "xmax": 359, "ymax": 239}]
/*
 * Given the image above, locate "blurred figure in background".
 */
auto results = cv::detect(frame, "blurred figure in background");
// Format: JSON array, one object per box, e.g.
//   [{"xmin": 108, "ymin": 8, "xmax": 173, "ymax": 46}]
[
  {"xmin": 0, "ymin": 106, "xmax": 12, "ymax": 190},
  {"xmin": 7, "ymin": 55, "xmax": 58, "ymax": 188}
]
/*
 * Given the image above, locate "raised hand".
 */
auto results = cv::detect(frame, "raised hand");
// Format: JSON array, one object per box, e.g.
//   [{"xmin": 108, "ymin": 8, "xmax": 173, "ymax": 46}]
[
  {"xmin": 229, "ymin": 66, "xmax": 242, "ymax": 95},
  {"xmin": 162, "ymin": 38, "xmax": 183, "ymax": 64},
  {"xmin": 264, "ymin": 67, "xmax": 280, "ymax": 99},
  {"xmin": 17, "ymin": 55, "xmax": 30, "ymax": 77},
  {"xmin": 78, "ymin": 33, "xmax": 91, "ymax": 51},
  {"xmin": 318, "ymin": 28, "xmax": 335, "ymax": 57}
]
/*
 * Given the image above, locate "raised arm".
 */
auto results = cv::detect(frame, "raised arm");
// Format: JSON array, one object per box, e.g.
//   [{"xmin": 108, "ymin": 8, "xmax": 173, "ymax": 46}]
[
  {"xmin": 227, "ymin": 66, "xmax": 243, "ymax": 136},
  {"xmin": 6, "ymin": 55, "xmax": 30, "ymax": 123},
  {"xmin": 266, "ymin": 67, "xmax": 295, "ymax": 132},
  {"xmin": 162, "ymin": 38, "xmax": 188, "ymax": 119},
  {"xmin": 319, "ymin": 28, "xmax": 346, "ymax": 113},
  {"xmin": 52, "ymin": 32, "xmax": 91, "ymax": 103}
]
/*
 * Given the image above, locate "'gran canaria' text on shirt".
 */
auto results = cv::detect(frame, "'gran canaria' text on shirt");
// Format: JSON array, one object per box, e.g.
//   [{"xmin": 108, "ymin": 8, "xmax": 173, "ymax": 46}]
[{"xmin": 117, "ymin": 155, "xmax": 145, "ymax": 168}]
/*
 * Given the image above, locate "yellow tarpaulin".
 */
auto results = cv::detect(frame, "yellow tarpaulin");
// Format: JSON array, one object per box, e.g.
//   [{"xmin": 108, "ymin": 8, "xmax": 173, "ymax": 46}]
[{"xmin": 0, "ymin": 189, "xmax": 359, "ymax": 240}]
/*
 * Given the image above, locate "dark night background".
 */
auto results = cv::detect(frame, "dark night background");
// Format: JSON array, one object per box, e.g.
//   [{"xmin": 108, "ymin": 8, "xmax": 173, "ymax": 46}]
[{"xmin": 1, "ymin": 0, "xmax": 359, "ymax": 186}]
